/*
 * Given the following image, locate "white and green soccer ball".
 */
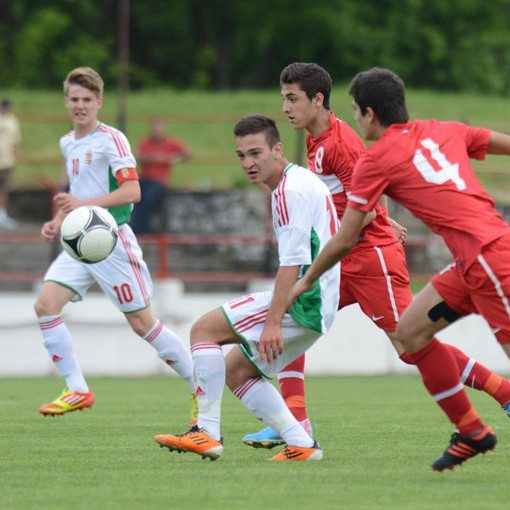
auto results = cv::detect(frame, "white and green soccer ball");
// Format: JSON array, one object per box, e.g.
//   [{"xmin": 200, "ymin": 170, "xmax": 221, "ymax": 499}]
[{"xmin": 60, "ymin": 205, "xmax": 118, "ymax": 263}]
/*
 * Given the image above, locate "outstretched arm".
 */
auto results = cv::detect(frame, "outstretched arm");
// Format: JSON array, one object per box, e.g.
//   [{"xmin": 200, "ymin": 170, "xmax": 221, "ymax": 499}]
[
  {"xmin": 487, "ymin": 131, "xmax": 510, "ymax": 155},
  {"xmin": 289, "ymin": 207, "xmax": 367, "ymax": 302}
]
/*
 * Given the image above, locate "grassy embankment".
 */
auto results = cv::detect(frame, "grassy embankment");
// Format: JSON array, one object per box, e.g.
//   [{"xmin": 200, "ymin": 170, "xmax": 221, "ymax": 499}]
[{"xmin": 1, "ymin": 87, "xmax": 509, "ymax": 200}]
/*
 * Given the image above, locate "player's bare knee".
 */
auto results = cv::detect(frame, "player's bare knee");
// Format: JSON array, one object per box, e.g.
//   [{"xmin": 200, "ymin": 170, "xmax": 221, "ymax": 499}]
[
  {"xmin": 225, "ymin": 363, "xmax": 252, "ymax": 391},
  {"xmin": 34, "ymin": 297, "xmax": 59, "ymax": 317},
  {"xmin": 396, "ymin": 321, "xmax": 435, "ymax": 352},
  {"xmin": 34, "ymin": 299, "xmax": 45, "ymax": 317},
  {"xmin": 127, "ymin": 315, "xmax": 150, "ymax": 337},
  {"xmin": 133, "ymin": 324, "xmax": 147, "ymax": 337},
  {"xmin": 396, "ymin": 321, "xmax": 419, "ymax": 349},
  {"xmin": 190, "ymin": 317, "xmax": 211, "ymax": 345},
  {"xmin": 225, "ymin": 367, "xmax": 240, "ymax": 391}
]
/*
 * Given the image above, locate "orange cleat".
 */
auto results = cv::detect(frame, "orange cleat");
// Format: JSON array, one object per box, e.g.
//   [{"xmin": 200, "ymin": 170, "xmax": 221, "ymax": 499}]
[
  {"xmin": 269, "ymin": 440, "xmax": 323, "ymax": 461},
  {"xmin": 39, "ymin": 389, "xmax": 95, "ymax": 416},
  {"xmin": 155, "ymin": 426, "xmax": 224, "ymax": 461}
]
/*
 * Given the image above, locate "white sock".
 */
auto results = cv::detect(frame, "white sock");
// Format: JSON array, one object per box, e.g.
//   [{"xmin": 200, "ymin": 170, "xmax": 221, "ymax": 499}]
[
  {"xmin": 191, "ymin": 343, "xmax": 225, "ymax": 440},
  {"xmin": 38, "ymin": 315, "xmax": 89, "ymax": 392},
  {"xmin": 234, "ymin": 377, "xmax": 313, "ymax": 448},
  {"xmin": 144, "ymin": 321, "xmax": 195, "ymax": 391}
]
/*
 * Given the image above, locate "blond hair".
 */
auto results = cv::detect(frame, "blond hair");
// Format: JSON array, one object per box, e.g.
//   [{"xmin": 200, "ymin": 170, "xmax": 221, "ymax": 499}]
[{"xmin": 63, "ymin": 67, "xmax": 104, "ymax": 97}]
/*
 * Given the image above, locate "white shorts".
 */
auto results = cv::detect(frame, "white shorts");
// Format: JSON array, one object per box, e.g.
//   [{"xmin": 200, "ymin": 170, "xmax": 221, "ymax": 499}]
[
  {"xmin": 44, "ymin": 224, "xmax": 153, "ymax": 313},
  {"xmin": 221, "ymin": 291, "xmax": 321, "ymax": 378}
]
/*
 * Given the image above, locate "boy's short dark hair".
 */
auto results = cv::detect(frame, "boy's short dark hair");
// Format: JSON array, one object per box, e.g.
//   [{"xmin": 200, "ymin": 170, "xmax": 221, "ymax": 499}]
[
  {"xmin": 280, "ymin": 62, "xmax": 332, "ymax": 110},
  {"xmin": 348, "ymin": 67, "xmax": 409, "ymax": 126},
  {"xmin": 233, "ymin": 114, "xmax": 281, "ymax": 147}
]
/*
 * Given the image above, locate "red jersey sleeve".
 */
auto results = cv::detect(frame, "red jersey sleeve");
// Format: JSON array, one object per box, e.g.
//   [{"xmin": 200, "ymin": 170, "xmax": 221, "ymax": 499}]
[
  {"xmin": 444, "ymin": 122, "xmax": 490, "ymax": 160},
  {"xmin": 347, "ymin": 152, "xmax": 389, "ymax": 212}
]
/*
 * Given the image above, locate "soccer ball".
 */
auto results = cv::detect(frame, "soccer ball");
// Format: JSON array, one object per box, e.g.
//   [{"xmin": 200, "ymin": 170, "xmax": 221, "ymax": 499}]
[{"xmin": 60, "ymin": 205, "xmax": 118, "ymax": 263}]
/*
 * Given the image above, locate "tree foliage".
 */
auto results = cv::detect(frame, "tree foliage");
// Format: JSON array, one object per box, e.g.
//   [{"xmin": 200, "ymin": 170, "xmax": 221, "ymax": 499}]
[{"xmin": 2, "ymin": 0, "xmax": 510, "ymax": 94}]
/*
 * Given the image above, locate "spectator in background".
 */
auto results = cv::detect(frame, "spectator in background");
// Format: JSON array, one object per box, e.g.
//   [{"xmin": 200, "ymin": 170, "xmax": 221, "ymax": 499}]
[
  {"xmin": 130, "ymin": 118, "xmax": 191, "ymax": 234},
  {"xmin": 0, "ymin": 99, "xmax": 21, "ymax": 229}
]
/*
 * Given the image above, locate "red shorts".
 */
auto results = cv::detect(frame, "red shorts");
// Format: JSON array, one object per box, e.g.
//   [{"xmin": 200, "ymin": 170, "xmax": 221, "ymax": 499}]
[
  {"xmin": 432, "ymin": 234, "xmax": 510, "ymax": 344},
  {"xmin": 340, "ymin": 242, "xmax": 412, "ymax": 332}
]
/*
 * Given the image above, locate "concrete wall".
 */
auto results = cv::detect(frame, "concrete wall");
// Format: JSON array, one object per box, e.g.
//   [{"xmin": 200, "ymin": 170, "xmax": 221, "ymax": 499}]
[{"xmin": 1, "ymin": 280, "xmax": 509, "ymax": 377}]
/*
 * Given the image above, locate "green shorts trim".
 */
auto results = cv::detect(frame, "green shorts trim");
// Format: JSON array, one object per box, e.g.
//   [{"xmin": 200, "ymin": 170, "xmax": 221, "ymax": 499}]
[
  {"xmin": 43, "ymin": 279, "xmax": 83, "ymax": 300},
  {"xmin": 123, "ymin": 303, "xmax": 151, "ymax": 314}
]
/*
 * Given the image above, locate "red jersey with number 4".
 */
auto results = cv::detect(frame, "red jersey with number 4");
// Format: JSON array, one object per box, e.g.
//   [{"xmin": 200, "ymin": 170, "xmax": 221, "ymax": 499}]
[
  {"xmin": 348, "ymin": 120, "xmax": 510, "ymax": 271},
  {"xmin": 306, "ymin": 112, "xmax": 397, "ymax": 248}
]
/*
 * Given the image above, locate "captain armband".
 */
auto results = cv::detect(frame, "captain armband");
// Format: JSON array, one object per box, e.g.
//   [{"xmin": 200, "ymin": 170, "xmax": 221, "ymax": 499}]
[{"xmin": 116, "ymin": 167, "xmax": 138, "ymax": 184}]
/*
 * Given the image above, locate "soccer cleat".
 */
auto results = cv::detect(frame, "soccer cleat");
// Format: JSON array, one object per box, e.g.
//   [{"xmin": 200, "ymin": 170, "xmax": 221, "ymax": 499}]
[
  {"xmin": 503, "ymin": 402, "xmax": 510, "ymax": 418},
  {"xmin": 39, "ymin": 389, "xmax": 95, "ymax": 416},
  {"xmin": 189, "ymin": 392, "xmax": 198, "ymax": 426},
  {"xmin": 269, "ymin": 440, "xmax": 323, "ymax": 461},
  {"xmin": 242, "ymin": 418, "xmax": 313, "ymax": 449},
  {"xmin": 242, "ymin": 426, "xmax": 284, "ymax": 449},
  {"xmin": 432, "ymin": 427, "xmax": 497, "ymax": 472},
  {"xmin": 155, "ymin": 426, "xmax": 224, "ymax": 461}
]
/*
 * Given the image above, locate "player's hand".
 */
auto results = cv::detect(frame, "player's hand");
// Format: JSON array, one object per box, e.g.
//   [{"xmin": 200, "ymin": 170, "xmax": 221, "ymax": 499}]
[
  {"xmin": 389, "ymin": 218, "xmax": 408, "ymax": 245},
  {"xmin": 41, "ymin": 219, "xmax": 60, "ymax": 242},
  {"xmin": 259, "ymin": 323, "xmax": 284, "ymax": 363},
  {"xmin": 54, "ymin": 193, "xmax": 81, "ymax": 213}
]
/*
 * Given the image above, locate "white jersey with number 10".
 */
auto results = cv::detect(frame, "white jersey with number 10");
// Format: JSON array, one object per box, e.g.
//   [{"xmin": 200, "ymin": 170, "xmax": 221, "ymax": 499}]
[{"xmin": 60, "ymin": 122, "xmax": 137, "ymax": 226}]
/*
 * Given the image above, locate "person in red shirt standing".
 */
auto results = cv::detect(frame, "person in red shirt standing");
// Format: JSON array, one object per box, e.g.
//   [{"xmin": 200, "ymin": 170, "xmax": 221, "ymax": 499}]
[
  {"xmin": 243, "ymin": 62, "xmax": 510, "ymax": 451},
  {"xmin": 291, "ymin": 67, "xmax": 510, "ymax": 471},
  {"xmin": 130, "ymin": 118, "xmax": 191, "ymax": 234}
]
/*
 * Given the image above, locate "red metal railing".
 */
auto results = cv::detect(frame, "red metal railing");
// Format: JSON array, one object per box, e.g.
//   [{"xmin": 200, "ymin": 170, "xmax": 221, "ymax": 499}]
[
  {"xmin": 0, "ymin": 232, "xmax": 277, "ymax": 282},
  {"xmin": 0, "ymin": 231, "xmax": 439, "ymax": 283}
]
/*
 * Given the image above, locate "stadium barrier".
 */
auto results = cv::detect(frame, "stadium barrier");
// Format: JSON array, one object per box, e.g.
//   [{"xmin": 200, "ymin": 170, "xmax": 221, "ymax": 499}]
[
  {"xmin": 0, "ymin": 277, "xmax": 508, "ymax": 377},
  {"xmin": 0, "ymin": 231, "xmax": 436, "ymax": 284}
]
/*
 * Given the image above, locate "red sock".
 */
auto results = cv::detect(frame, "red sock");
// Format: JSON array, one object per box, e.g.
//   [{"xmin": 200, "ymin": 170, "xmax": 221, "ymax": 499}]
[
  {"xmin": 278, "ymin": 354, "xmax": 308, "ymax": 422},
  {"xmin": 402, "ymin": 344, "xmax": 510, "ymax": 407},
  {"xmin": 445, "ymin": 344, "xmax": 510, "ymax": 406},
  {"xmin": 406, "ymin": 339, "xmax": 485, "ymax": 436}
]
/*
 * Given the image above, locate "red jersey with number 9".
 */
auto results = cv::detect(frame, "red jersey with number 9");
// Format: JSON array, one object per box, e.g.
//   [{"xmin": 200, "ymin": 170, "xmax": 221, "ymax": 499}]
[
  {"xmin": 348, "ymin": 120, "xmax": 510, "ymax": 271},
  {"xmin": 306, "ymin": 112, "xmax": 397, "ymax": 248}
]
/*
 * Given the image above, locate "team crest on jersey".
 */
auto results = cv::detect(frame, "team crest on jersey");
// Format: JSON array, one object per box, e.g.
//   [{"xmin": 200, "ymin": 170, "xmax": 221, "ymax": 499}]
[
  {"xmin": 85, "ymin": 149, "xmax": 93, "ymax": 165},
  {"xmin": 314, "ymin": 146, "xmax": 324, "ymax": 174}
]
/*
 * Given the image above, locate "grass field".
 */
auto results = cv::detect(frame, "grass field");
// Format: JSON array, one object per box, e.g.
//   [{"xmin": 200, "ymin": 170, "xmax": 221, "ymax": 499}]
[
  {"xmin": 1, "ymin": 86, "xmax": 510, "ymax": 200},
  {"xmin": 1, "ymin": 376, "xmax": 509, "ymax": 510}
]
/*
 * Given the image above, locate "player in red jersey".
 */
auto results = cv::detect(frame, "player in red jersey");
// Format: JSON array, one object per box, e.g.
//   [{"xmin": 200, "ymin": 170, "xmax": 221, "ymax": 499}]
[
  {"xmin": 243, "ymin": 62, "xmax": 510, "ymax": 451},
  {"xmin": 290, "ymin": 67, "xmax": 510, "ymax": 471}
]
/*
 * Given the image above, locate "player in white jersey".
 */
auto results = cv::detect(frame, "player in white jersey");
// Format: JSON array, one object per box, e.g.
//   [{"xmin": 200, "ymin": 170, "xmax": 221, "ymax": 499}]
[
  {"xmin": 34, "ymin": 67, "xmax": 196, "ymax": 416},
  {"xmin": 154, "ymin": 114, "xmax": 339, "ymax": 461}
]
